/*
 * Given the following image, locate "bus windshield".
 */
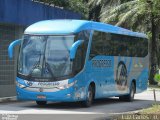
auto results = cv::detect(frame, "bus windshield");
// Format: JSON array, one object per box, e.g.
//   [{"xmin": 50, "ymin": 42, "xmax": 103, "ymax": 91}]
[{"xmin": 18, "ymin": 35, "xmax": 75, "ymax": 80}]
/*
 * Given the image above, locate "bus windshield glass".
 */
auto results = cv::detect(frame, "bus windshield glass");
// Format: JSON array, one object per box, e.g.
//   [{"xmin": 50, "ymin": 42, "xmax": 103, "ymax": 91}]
[{"xmin": 18, "ymin": 35, "xmax": 75, "ymax": 80}]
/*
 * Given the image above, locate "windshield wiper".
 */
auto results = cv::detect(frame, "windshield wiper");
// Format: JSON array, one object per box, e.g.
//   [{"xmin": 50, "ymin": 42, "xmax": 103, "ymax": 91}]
[
  {"xmin": 27, "ymin": 53, "xmax": 42, "ymax": 78},
  {"xmin": 45, "ymin": 61, "xmax": 56, "ymax": 80},
  {"xmin": 42, "ymin": 36, "xmax": 56, "ymax": 80},
  {"xmin": 43, "ymin": 49, "xmax": 56, "ymax": 80}
]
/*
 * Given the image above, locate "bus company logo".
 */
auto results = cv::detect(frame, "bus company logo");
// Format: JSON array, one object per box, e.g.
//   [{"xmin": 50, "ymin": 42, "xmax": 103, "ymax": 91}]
[
  {"xmin": 27, "ymin": 81, "xmax": 33, "ymax": 86},
  {"xmin": 38, "ymin": 82, "xmax": 60, "ymax": 86},
  {"xmin": 92, "ymin": 59, "xmax": 112, "ymax": 68}
]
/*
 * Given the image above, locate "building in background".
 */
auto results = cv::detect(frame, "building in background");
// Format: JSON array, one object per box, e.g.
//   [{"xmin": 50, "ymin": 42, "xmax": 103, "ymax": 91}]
[{"xmin": 0, "ymin": 0, "xmax": 81, "ymax": 98}]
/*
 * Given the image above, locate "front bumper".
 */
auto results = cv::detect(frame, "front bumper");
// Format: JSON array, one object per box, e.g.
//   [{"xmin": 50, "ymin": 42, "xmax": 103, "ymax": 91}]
[
  {"xmin": 16, "ymin": 77, "xmax": 87, "ymax": 102},
  {"xmin": 17, "ymin": 86, "xmax": 76, "ymax": 102},
  {"xmin": 16, "ymin": 86, "xmax": 86, "ymax": 102}
]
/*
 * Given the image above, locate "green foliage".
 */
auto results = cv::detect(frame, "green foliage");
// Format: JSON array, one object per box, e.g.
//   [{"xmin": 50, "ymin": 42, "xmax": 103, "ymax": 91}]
[
  {"xmin": 86, "ymin": 0, "xmax": 152, "ymax": 34},
  {"xmin": 100, "ymin": 0, "xmax": 149, "ymax": 32},
  {"xmin": 139, "ymin": 0, "xmax": 160, "ymax": 24},
  {"xmin": 154, "ymin": 1, "xmax": 160, "ymax": 15},
  {"xmin": 154, "ymin": 74, "xmax": 160, "ymax": 82},
  {"xmin": 33, "ymin": 0, "xmax": 89, "ymax": 18},
  {"xmin": 67, "ymin": 0, "xmax": 89, "ymax": 19},
  {"xmin": 146, "ymin": 31, "xmax": 152, "ymax": 40},
  {"xmin": 88, "ymin": 0, "xmax": 122, "ymax": 21},
  {"xmin": 140, "ymin": 104, "xmax": 160, "ymax": 114}
]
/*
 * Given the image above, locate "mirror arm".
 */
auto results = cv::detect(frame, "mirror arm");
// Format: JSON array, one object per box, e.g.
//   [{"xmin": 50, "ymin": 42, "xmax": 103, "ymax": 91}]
[
  {"xmin": 70, "ymin": 40, "xmax": 84, "ymax": 60},
  {"xmin": 8, "ymin": 39, "xmax": 21, "ymax": 59}
]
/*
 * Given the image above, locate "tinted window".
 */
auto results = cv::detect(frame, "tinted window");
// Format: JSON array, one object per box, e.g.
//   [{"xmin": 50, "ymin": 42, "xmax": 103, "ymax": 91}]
[
  {"xmin": 90, "ymin": 31, "xmax": 103, "ymax": 57},
  {"xmin": 90, "ymin": 31, "xmax": 148, "ymax": 58},
  {"xmin": 102, "ymin": 32, "xmax": 114, "ymax": 56}
]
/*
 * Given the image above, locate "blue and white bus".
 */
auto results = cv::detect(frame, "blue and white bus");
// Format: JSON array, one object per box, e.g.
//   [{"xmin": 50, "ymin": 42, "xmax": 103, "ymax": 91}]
[{"xmin": 8, "ymin": 20, "xmax": 149, "ymax": 107}]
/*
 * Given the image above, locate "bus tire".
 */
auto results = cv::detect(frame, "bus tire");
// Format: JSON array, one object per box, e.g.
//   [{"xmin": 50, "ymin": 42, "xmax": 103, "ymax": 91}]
[
  {"xmin": 82, "ymin": 85, "xmax": 94, "ymax": 107},
  {"xmin": 119, "ymin": 82, "xmax": 135, "ymax": 102},
  {"xmin": 36, "ymin": 101, "xmax": 47, "ymax": 106}
]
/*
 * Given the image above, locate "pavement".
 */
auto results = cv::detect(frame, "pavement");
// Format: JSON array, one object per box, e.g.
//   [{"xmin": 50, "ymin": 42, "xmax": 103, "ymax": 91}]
[
  {"xmin": 0, "ymin": 96, "xmax": 16, "ymax": 103},
  {"xmin": 0, "ymin": 89, "xmax": 159, "ymax": 120}
]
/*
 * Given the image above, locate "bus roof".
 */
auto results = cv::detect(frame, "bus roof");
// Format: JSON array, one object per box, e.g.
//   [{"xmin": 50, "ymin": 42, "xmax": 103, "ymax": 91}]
[{"xmin": 24, "ymin": 20, "xmax": 147, "ymax": 38}]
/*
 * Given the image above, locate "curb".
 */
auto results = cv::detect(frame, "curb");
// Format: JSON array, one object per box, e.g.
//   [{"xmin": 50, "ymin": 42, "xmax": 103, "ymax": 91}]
[
  {"xmin": 148, "ymin": 88, "xmax": 160, "ymax": 91},
  {"xmin": 0, "ymin": 96, "xmax": 17, "ymax": 103}
]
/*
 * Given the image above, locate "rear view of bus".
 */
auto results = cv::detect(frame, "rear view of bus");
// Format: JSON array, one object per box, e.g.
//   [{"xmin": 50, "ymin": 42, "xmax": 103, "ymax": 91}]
[{"xmin": 8, "ymin": 20, "xmax": 149, "ymax": 107}]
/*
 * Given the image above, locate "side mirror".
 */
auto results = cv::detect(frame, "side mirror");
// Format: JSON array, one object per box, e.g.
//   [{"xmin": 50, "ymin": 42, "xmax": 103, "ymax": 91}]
[
  {"xmin": 8, "ymin": 39, "xmax": 21, "ymax": 59},
  {"xmin": 70, "ymin": 40, "xmax": 84, "ymax": 60}
]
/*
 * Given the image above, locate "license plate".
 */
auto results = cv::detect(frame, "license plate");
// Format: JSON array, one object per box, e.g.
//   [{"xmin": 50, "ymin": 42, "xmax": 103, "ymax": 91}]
[{"xmin": 37, "ymin": 95, "xmax": 46, "ymax": 99}]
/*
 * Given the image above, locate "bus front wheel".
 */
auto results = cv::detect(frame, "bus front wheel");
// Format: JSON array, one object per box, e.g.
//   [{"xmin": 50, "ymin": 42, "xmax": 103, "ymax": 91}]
[
  {"xmin": 36, "ymin": 101, "xmax": 47, "ymax": 106},
  {"xmin": 119, "ymin": 82, "xmax": 135, "ymax": 102},
  {"xmin": 82, "ymin": 85, "xmax": 94, "ymax": 107}
]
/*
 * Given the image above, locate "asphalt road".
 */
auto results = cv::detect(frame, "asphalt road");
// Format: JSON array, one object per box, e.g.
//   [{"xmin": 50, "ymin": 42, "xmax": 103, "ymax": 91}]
[{"xmin": 0, "ymin": 89, "xmax": 159, "ymax": 120}]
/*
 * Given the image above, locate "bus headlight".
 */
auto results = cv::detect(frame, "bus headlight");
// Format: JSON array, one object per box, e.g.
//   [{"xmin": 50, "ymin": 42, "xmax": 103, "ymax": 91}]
[
  {"xmin": 57, "ymin": 80, "xmax": 77, "ymax": 90},
  {"xmin": 16, "ymin": 81, "xmax": 26, "ymax": 89}
]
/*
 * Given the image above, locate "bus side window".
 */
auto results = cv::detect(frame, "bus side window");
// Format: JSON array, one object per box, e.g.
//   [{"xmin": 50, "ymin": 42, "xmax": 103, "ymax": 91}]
[
  {"xmin": 120, "ymin": 36, "xmax": 128, "ymax": 56},
  {"xmin": 113, "ymin": 34, "xmax": 121, "ymax": 56},
  {"xmin": 137, "ymin": 38, "xmax": 148, "ymax": 57},
  {"xmin": 90, "ymin": 31, "xmax": 103, "ymax": 59},
  {"xmin": 102, "ymin": 32, "xmax": 113, "ymax": 56}
]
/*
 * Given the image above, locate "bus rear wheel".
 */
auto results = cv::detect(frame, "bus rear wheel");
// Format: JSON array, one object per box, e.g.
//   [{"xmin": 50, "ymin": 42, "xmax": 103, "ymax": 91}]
[
  {"xmin": 36, "ymin": 101, "xmax": 47, "ymax": 106},
  {"xmin": 82, "ymin": 85, "xmax": 94, "ymax": 107},
  {"xmin": 119, "ymin": 82, "xmax": 135, "ymax": 102}
]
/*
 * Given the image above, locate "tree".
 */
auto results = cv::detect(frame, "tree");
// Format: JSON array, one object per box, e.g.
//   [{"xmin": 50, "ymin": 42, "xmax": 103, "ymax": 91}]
[
  {"xmin": 66, "ymin": 0, "xmax": 89, "ymax": 19},
  {"xmin": 32, "ymin": 0, "xmax": 89, "ymax": 18},
  {"xmin": 100, "ymin": 0, "xmax": 146, "ymax": 30},
  {"xmin": 88, "ymin": 0, "xmax": 122, "ymax": 21},
  {"xmin": 88, "ymin": 0, "xmax": 131, "ymax": 21},
  {"xmin": 100, "ymin": 0, "xmax": 160, "ymax": 84}
]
